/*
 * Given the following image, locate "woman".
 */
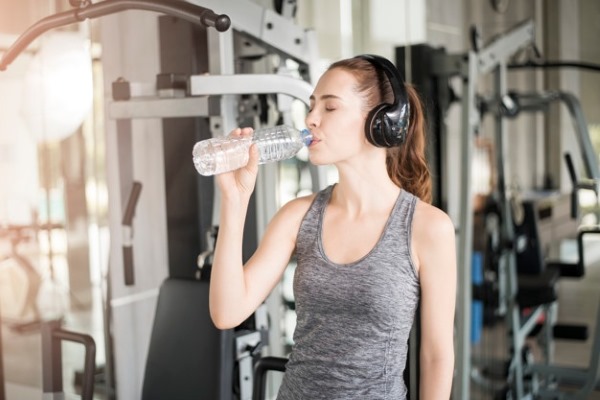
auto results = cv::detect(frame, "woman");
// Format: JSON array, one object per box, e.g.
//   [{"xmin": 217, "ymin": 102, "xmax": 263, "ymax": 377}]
[{"xmin": 209, "ymin": 55, "xmax": 456, "ymax": 399}]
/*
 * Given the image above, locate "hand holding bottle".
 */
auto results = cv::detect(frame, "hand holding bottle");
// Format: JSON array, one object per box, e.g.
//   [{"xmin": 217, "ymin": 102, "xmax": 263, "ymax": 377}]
[{"xmin": 214, "ymin": 127, "xmax": 260, "ymax": 203}]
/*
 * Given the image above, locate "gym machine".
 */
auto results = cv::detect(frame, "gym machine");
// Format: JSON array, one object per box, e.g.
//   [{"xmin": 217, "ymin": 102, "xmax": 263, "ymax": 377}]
[
  {"xmin": 105, "ymin": 1, "xmax": 320, "ymax": 397},
  {"xmin": 1, "ymin": 0, "xmax": 320, "ymax": 397},
  {"xmin": 0, "ymin": 1, "xmax": 267, "ymax": 399},
  {"xmin": 399, "ymin": 19, "xmax": 539, "ymax": 400},
  {"xmin": 398, "ymin": 19, "xmax": 600, "ymax": 399}
]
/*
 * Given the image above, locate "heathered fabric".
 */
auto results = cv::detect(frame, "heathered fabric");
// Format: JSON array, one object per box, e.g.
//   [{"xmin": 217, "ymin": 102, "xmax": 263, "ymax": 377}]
[{"xmin": 277, "ymin": 184, "xmax": 420, "ymax": 400}]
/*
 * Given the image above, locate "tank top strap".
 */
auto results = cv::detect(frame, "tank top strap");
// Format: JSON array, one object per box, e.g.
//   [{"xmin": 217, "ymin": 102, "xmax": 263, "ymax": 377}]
[
  {"xmin": 387, "ymin": 189, "xmax": 418, "ymax": 233},
  {"xmin": 314, "ymin": 184, "xmax": 334, "ymax": 211},
  {"xmin": 380, "ymin": 188, "xmax": 419, "ymax": 281},
  {"xmin": 296, "ymin": 185, "xmax": 334, "ymax": 256}
]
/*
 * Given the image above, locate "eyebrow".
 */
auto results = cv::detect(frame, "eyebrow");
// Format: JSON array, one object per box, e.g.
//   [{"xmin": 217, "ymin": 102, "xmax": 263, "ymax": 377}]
[{"xmin": 309, "ymin": 94, "xmax": 342, "ymax": 101}]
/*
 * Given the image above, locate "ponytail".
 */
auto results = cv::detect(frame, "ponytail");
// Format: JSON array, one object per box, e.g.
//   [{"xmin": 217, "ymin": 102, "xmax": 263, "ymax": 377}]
[{"xmin": 386, "ymin": 85, "xmax": 432, "ymax": 203}]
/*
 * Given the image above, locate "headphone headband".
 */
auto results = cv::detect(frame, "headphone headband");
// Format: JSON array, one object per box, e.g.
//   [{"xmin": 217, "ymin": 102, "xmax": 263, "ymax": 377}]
[{"xmin": 355, "ymin": 54, "xmax": 410, "ymax": 147}]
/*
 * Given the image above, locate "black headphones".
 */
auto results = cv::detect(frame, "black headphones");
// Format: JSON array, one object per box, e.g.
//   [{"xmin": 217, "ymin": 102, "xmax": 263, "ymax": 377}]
[{"xmin": 355, "ymin": 54, "xmax": 410, "ymax": 148}]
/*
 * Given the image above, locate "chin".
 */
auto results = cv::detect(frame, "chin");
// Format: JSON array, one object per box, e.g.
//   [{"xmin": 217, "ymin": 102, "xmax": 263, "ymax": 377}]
[{"xmin": 308, "ymin": 154, "xmax": 330, "ymax": 166}]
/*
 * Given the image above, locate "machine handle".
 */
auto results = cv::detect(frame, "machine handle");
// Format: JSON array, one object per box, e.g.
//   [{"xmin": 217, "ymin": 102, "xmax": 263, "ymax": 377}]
[
  {"xmin": 252, "ymin": 357, "xmax": 287, "ymax": 400},
  {"xmin": 578, "ymin": 225, "xmax": 600, "ymax": 274},
  {"xmin": 564, "ymin": 152, "xmax": 579, "ymax": 219},
  {"xmin": 42, "ymin": 320, "xmax": 96, "ymax": 400},
  {"xmin": 0, "ymin": 0, "xmax": 231, "ymax": 71},
  {"xmin": 122, "ymin": 181, "xmax": 142, "ymax": 286}
]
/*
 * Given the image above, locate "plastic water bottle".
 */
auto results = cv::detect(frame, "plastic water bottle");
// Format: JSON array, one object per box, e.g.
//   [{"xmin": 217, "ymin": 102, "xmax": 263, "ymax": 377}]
[{"xmin": 192, "ymin": 125, "xmax": 312, "ymax": 176}]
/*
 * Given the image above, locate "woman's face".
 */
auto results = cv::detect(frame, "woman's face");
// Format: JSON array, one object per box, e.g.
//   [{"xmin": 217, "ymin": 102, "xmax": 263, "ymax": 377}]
[{"xmin": 305, "ymin": 68, "xmax": 370, "ymax": 166}]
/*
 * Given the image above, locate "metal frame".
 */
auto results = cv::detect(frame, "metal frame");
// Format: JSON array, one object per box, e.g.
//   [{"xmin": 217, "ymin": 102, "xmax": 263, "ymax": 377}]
[
  {"xmin": 188, "ymin": 0, "xmax": 315, "ymax": 67},
  {"xmin": 106, "ymin": 3, "xmax": 321, "ymax": 399},
  {"xmin": 527, "ymin": 227, "xmax": 600, "ymax": 399},
  {"xmin": 109, "ymin": 71, "xmax": 315, "ymax": 399},
  {"xmin": 455, "ymin": 19, "xmax": 600, "ymax": 400},
  {"xmin": 453, "ymin": 20, "xmax": 536, "ymax": 400}
]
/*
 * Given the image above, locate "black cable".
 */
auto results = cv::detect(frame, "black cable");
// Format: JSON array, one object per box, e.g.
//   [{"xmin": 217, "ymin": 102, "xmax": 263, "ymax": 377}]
[{"xmin": 508, "ymin": 60, "xmax": 600, "ymax": 72}]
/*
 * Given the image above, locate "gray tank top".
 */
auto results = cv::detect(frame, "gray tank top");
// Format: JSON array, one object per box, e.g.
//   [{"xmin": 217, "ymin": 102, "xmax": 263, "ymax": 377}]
[{"xmin": 277, "ymin": 185, "xmax": 420, "ymax": 400}]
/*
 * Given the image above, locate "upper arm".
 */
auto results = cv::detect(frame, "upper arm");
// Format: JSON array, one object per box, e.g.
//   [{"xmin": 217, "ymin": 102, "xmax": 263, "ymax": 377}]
[
  {"xmin": 241, "ymin": 195, "xmax": 313, "ymax": 313},
  {"xmin": 413, "ymin": 204, "xmax": 457, "ymax": 360}
]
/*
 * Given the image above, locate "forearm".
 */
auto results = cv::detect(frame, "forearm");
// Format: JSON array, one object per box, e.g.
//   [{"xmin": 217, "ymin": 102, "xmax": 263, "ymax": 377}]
[
  {"xmin": 209, "ymin": 197, "xmax": 251, "ymax": 329},
  {"xmin": 419, "ymin": 355, "xmax": 454, "ymax": 400}
]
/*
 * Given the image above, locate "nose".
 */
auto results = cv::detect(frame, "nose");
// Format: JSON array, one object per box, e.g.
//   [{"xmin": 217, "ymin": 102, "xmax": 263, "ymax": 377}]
[{"xmin": 305, "ymin": 108, "xmax": 319, "ymax": 129}]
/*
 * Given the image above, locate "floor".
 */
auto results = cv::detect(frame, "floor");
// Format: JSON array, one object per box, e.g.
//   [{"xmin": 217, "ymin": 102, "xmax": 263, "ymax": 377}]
[{"xmin": 1, "ymin": 235, "xmax": 599, "ymax": 400}]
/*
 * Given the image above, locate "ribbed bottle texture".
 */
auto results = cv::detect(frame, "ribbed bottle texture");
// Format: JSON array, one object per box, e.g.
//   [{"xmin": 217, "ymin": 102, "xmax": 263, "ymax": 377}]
[{"xmin": 193, "ymin": 125, "xmax": 312, "ymax": 176}]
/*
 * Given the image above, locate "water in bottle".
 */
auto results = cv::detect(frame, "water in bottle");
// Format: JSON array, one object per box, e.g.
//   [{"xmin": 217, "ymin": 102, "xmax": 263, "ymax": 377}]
[{"xmin": 193, "ymin": 125, "xmax": 312, "ymax": 176}]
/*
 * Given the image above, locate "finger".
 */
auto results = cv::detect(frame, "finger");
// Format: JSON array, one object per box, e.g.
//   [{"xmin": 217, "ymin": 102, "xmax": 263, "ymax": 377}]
[
  {"xmin": 228, "ymin": 127, "xmax": 242, "ymax": 138},
  {"xmin": 247, "ymin": 143, "xmax": 259, "ymax": 169},
  {"xmin": 240, "ymin": 127, "xmax": 254, "ymax": 138}
]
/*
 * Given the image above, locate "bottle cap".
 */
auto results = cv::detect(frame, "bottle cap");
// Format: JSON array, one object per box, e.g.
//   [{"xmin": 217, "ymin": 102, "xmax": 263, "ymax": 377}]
[{"xmin": 301, "ymin": 129, "xmax": 313, "ymax": 146}]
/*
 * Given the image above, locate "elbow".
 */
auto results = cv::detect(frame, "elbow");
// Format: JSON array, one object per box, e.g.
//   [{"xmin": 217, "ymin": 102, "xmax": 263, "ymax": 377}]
[
  {"xmin": 209, "ymin": 308, "xmax": 240, "ymax": 330},
  {"xmin": 421, "ymin": 351, "xmax": 454, "ymax": 371},
  {"xmin": 421, "ymin": 344, "xmax": 454, "ymax": 368},
  {"xmin": 212, "ymin": 319, "xmax": 236, "ymax": 330}
]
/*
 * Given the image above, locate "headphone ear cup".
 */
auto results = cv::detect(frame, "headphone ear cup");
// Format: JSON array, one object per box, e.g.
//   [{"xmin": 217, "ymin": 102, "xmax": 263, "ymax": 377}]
[
  {"xmin": 357, "ymin": 54, "xmax": 410, "ymax": 148},
  {"xmin": 365, "ymin": 104, "xmax": 389, "ymax": 147}
]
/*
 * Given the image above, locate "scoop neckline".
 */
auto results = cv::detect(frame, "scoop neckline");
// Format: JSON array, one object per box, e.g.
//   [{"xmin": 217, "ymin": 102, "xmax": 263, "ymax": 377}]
[{"xmin": 317, "ymin": 185, "xmax": 405, "ymax": 268}]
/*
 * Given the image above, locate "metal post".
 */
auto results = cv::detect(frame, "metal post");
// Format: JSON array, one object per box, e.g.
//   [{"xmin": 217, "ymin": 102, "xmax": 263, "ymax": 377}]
[
  {"xmin": 42, "ymin": 320, "xmax": 64, "ymax": 395},
  {"xmin": 236, "ymin": 331, "xmax": 262, "ymax": 400},
  {"xmin": 0, "ymin": 305, "xmax": 5, "ymax": 400},
  {"xmin": 494, "ymin": 59, "xmax": 528, "ymax": 399},
  {"xmin": 453, "ymin": 51, "xmax": 478, "ymax": 400}
]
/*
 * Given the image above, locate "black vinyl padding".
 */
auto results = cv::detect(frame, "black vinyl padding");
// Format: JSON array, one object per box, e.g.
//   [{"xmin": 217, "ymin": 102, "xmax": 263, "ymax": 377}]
[
  {"xmin": 141, "ymin": 278, "xmax": 233, "ymax": 400},
  {"xmin": 517, "ymin": 265, "xmax": 560, "ymax": 308}
]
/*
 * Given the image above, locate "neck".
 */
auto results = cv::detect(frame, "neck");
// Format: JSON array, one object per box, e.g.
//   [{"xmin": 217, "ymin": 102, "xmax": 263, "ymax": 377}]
[{"xmin": 332, "ymin": 152, "xmax": 400, "ymax": 214}]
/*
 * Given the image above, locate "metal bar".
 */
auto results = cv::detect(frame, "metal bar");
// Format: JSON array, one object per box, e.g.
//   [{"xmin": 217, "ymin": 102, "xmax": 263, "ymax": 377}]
[
  {"xmin": 52, "ymin": 329, "xmax": 97, "ymax": 400},
  {"xmin": 109, "ymin": 96, "xmax": 211, "ymax": 119},
  {"xmin": 529, "ymin": 364, "xmax": 588, "ymax": 381},
  {"xmin": 122, "ymin": 182, "xmax": 143, "ymax": 226},
  {"xmin": 557, "ymin": 92, "xmax": 600, "ymax": 180},
  {"xmin": 115, "ymin": 118, "xmax": 135, "ymax": 288},
  {"xmin": 252, "ymin": 357, "xmax": 287, "ymax": 400},
  {"xmin": 42, "ymin": 320, "xmax": 97, "ymax": 399},
  {"xmin": 189, "ymin": 74, "xmax": 313, "ymax": 106},
  {"xmin": 516, "ymin": 306, "xmax": 545, "ymax": 345},
  {"xmin": 453, "ymin": 51, "xmax": 478, "ymax": 400},
  {"xmin": 122, "ymin": 181, "xmax": 142, "ymax": 286},
  {"xmin": 206, "ymin": 27, "xmax": 237, "ymax": 400},
  {"xmin": 0, "ymin": 0, "xmax": 230, "ymax": 70},
  {"xmin": 41, "ymin": 320, "xmax": 63, "ymax": 395},
  {"xmin": 478, "ymin": 20, "xmax": 535, "ymax": 74},
  {"xmin": 0, "ymin": 302, "xmax": 5, "ymax": 400},
  {"xmin": 495, "ymin": 58, "xmax": 527, "ymax": 399},
  {"xmin": 235, "ymin": 331, "xmax": 262, "ymax": 400},
  {"xmin": 188, "ymin": 0, "xmax": 311, "ymax": 64}
]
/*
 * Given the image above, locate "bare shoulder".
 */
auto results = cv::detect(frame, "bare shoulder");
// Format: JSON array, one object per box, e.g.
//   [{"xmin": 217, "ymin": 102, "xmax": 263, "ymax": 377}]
[
  {"xmin": 257, "ymin": 192, "xmax": 318, "ymax": 253},
  {"xmin": 278, "ymin": 193, "xmax": 317, "ymax": 219},
  {"xmin": 268, "ymin": 192, "xmax": 317, "ymax": 233},
  {"xmin": 412, "ymin": 200, "xmax": 455, "ymax": 244},
  {"xmin": 411, "ymin": 201, "xmax": 456, "ymax": 275}
]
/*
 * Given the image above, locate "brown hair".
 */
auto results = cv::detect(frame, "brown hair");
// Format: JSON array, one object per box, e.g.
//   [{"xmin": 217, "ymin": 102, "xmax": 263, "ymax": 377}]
[{"xmin": 328, "ymin": 57, "xmax": 432, "ymax": 203}]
